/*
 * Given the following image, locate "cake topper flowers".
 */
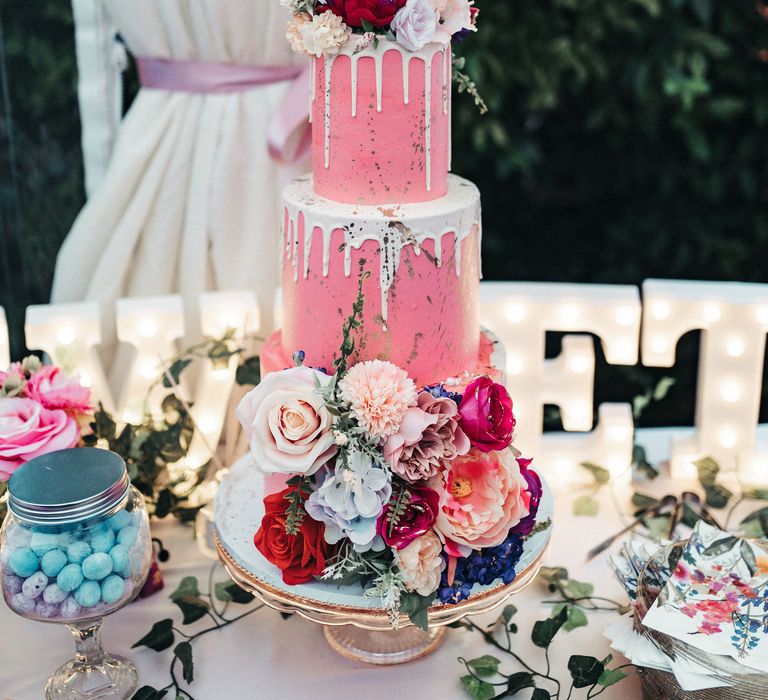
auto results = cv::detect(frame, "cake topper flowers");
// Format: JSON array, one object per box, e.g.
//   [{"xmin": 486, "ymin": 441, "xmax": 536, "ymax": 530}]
[
  {"xmin": 283, "ymin": 0, "xmax": 477, "ymax": 56},
  {"xmin": 237, "ymin": 273, "xmax": 543, "ymax": 628}
]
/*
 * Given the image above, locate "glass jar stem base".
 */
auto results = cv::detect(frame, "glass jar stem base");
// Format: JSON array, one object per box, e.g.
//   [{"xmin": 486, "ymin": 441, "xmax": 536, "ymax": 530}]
[
  {"xmin": 45, "ymin": 620, "xmax": 138, "ymax": 699},
  {"xmin": 323, "ymin": 624, "xmax": 446, "ymax": 665}
]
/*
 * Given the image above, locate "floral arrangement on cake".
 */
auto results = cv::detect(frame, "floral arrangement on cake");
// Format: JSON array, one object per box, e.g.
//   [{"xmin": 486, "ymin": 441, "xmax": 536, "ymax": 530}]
[
  {"xmin": 281, "ymin": 0, "xmax": 478, "ymax": 57},
  {"xmin": 237, "ymin": 275, "xmax": 543, "ymax": 627}
]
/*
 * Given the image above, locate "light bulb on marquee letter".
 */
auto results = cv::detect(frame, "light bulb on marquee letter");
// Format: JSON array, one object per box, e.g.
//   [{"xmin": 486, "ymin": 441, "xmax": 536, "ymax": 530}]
[
  {"xmin": 116, "ymin": 296, "xmax": 185, "ymax": 423},
  {"xmin": 642, "ymin": 279, "xmax": 768, "ymax": 483},
  {"xmin": 185, "ymin": 291, "xmax": 260, "ymax": 468},
  {"xmin": 0, "ymin": 307, "xmax": 9, "ymax": 369},
  {"xmin": 480, "ymin": 282, "xmax": 640, "ymax": 482},
  {"xmin": 25, "ymin": 302, "xmax": 114, "ymax": 412}
]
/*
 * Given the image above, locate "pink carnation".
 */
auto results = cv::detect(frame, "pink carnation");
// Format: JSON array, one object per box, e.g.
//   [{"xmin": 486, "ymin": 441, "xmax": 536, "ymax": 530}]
[
  {"xmin": 339, "ymin": 360, "xmax": 417, "ymax": 439},
  {"xmin": 0, "ymin": 398, "xmax": 80, "ymax": 480},
  {"xmin": 432, "ymin": 448, "xmax": 530, "ymax": 555},
  {"xmin": 24, "ymin": 366, "xmax": 92, "ymax": 418},
  {"xmin": 383, "ymin": 392, "xmax": 470, "ymax": 482}
]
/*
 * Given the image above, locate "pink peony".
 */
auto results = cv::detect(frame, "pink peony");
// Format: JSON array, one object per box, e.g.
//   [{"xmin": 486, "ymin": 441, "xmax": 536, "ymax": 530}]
[
  {"xmin": 432, "ymin": 448, "xmax": 530, "ymax": 555},
  {"xmin": 24, "ymin": 366, "xmax": 92, "ymax": 418},
  {"xmin": 0, "ymin": 398, "xmax": 80, "ymax": 480},
  {"xmin": 458, "ymin": 376, "xmax": 515, "ymax": 453},
  {"xmin": 338, "ymin": 360, "xmax": 416, "ymax": 439},
  {"xmin": 236, "ymin": 366, "xmax": 337, "ymax": 476},
  {"xmin": 383, "ymin": 392, "xmax": 469, "ymax": 482}
]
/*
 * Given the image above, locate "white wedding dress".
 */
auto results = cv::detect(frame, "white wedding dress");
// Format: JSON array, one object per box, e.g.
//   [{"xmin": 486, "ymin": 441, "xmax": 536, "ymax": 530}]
[{"xmin": 53, "ymin": 0, "xmax": 306, "ymax": 343}]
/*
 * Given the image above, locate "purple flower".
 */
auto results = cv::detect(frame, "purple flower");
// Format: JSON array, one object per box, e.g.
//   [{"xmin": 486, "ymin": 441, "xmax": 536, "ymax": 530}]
[
  {"xmin": 509, "ymin": 457, "xmax": 542, "ymax": 537},
  {"xmin": 423, "ymin": 383, "xmax": 463, "ymax": 404}
]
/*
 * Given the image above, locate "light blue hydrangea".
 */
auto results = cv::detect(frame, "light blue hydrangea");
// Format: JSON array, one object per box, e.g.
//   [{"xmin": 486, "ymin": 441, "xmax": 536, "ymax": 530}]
[{"xmin": 306, "ymin": 452, "xmax": 391, "ymax": 552}]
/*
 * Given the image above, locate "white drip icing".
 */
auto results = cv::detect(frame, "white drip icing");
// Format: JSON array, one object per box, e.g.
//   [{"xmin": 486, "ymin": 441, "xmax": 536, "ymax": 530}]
[
  {"xmin": 320, "ymin": 41, "xmax": 450, "ymax": 189},
  {"xmin": 324, "ymin": 56, "xmax": 333, "ymax": 168},
  {"xmin": 425, "ymin": 57, "xmax": 432, "ymax": 192},
  {"xmin": 282, "ymin": 175, "xmax": 481, "ymax": 322}
]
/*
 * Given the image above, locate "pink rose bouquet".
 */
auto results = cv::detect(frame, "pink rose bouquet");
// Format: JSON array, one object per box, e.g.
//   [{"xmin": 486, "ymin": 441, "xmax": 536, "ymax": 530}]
[{"xmin": 0, "ymin": 358, "xmax": 92, "ymax": 481}]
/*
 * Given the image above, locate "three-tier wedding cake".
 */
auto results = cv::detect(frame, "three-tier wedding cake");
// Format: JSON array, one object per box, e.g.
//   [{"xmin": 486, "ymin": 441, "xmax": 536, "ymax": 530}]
[{"xmin": 226, "ymin": 1, "xmax": 549, "ymax": 625}]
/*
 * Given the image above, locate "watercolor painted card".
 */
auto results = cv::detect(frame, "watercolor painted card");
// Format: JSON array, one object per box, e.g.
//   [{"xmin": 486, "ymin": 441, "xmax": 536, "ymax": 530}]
[{"xmin": 642, "ymin": 520, "xmax": 768, "ymax": 674}]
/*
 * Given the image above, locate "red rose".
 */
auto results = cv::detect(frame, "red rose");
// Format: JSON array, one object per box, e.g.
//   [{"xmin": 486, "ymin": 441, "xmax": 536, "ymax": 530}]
[
  {"xmin": 458, "ymin": 377, "xmax": 516, "ymax": 453},
  {"xmin": 322, "ymin": 0, "xmax": 406, "ymax": 28},
  {"xmin": 254, "ymin": 488, "xmax": 335, "ymax": 585}
]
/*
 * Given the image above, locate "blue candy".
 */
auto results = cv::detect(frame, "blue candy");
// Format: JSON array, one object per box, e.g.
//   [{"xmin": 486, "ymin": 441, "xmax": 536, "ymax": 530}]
[
  {"xmin": 82, "ymin": 552, "xmax": 113, "ymax": 581},
  {"xmin": 106, "ymin": 510, "xmax": 131, "ymax": 532},
  {"xmin": 117, "ymin": 526, "xmax": 139, "ymax": 548},
  {"xmin": 66, "ymin": 541, "xmax": 92, "ymax": 565},
  {"xmin": 40, "ymin": 549, "xmax": 68, "ymax": 578},
  {"xmin": 74, "ymin": 580, "xmax": 100, "ymax": 608},
  {"xmin": 100, "ymin": 575, "xmax": 125, "ymax": 605},
  {"xmin": 57, "ymin": 564, "xmax": 84, "ymax": 593},
  {"xmin": 88, "ymin": 526, "xmax": 115, "ymax": 554},
  {"xmin": 8, "ymin": 548, "xmax": 39, "ymax": 578},
  {"xmin": 108, "ymin": 545, "xmax": 131, "ymax": 577},
  {"xmin": 30, "ymin": 532, "xmax": 60, "ymax": 557}
]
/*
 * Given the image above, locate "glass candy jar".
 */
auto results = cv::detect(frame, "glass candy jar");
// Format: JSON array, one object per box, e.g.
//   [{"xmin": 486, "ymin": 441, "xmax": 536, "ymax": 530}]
[{"xmin": 0, "ymin": 448, "xmax": 152, "ymax": 699}]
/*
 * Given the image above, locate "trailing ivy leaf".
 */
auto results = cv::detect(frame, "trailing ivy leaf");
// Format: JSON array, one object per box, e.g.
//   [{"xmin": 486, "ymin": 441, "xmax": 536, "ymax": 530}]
[
  {"xmin": 400, "ymin": 591, "xmax": 436, "ymax": 631},
  {"xmin": 551, "ymin": 603, "xmax": 589, "ymax": 632},
  {"xmin": 131, "ymin": 687, "xmax": 168, "ymax": 700},
  {"xmin": 694, "ymin": 456, "xmax": 720, "ymax": 485},
  {"xmin": 235, "ymin": 356, "xmax": 261, "ymax": 386},
  {"xmin": 506, "ymin": 672, "xmax": 534, "ymax": 693},
  {"xmin": 174, "ymin": 641, "xmax": 194, "ymax": 684},
  {"xmin": 539, "ymin": 566, "xmax": 569, "ymax": 584},
  {"xmin": 214, "ymin": 581, "xmax": 254, "ymax": 605},
  {"xmin": 170, "ymin": 577, "xmax": 200, "ymax": 600},
  {"xmin": 132, "ymin": 619, "xmax": 175, "ymax": 652},
  {"xmin": 531, "ymin": 689, "xmax": 550, "ymax": 700},
  {"xmin": 466, "ymin": 655, "xmax": 501, "ymax": 677},
  {"xmin": 565, "ymin": 579, "xmax": 594, "ymax": 599},
  {"xmin": 460, "ymin": 676, "xmax": 495, "ymax": 700},
  {"xmin": 580, "ymin": 462, "xmax": 610, "ymax": 484},
  {"xmin": 631, "ymin": 492, "xmax": 658, "ymax": 510},
  {"xmin": 154, "ymin": 489, "xmax": 173, "ymax": 519},
  {"xmin": 173, "ymin": 596, "xmax": 210, "ymax": 625},
  {"xmin": 162, "ymin": 358, "xmax": 192, "ymax": 388},
  {"xmin": 632, "ymin": 444, "xmax": 658, "ymax": 479},
  {"xmin": 703, "ymin": 483, "xmax": 732, "ymax": 508},
  {"xmin": 742, "ymin": 488, "xmax": 768, "ymax": 501},
  {"xmin": 598, "ymin": 667, "xmax": 628, "ymax": 687},
  {"xmin": 532, "ymin": 606, "xmax": 568, "ymax": 648},
  {"xmin": 502, "ymin": 604, "xmax": 517, "ymax": 623},
  {"xmin": 573, "ymin": 494, "xmax": 599, "ymax": 516},
  {"xmin": 568, "ymin": 655, "xmax": 605, "ymax": 688}
]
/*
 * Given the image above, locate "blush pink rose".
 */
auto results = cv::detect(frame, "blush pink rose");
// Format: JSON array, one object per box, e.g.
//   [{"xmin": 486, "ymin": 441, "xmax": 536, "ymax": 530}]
[
  {"xmin": 458, "ymin": 376, "xmax": 515, "ymax": 453},
  {"xmin": 0, "ymin": 398, "xmax": 80, "ymax": 480},
  {"xmin": 24, "ymin": 366, "xmax": 92, "ymax": 417},
  {"xmin": 432, "ymin": 448, "xmax": 529, "ymax": 555},
  {"xmin": 236, "ymin": 366, "xmax": 337, "ymax": 476}
]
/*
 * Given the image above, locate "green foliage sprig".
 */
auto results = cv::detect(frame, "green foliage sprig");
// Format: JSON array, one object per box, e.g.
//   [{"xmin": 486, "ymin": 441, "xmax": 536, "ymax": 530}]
[
  {"xmin": 283, "ymin": 476, "xmax": 312, "ymax": 535},
  {"xmin": 385, "ymin": 480, "xmax": 411, "ymax": 538},
  {"xmin": 131, "ymin": 567, "xmax": 261, "ymax": 700},
  {"xmin": 332, "ymin": 269, "xmax": 370, "ymax": 377},
  {"xmin": 452, "ymin": 56, "xmax": 488, "ymax": 115}
]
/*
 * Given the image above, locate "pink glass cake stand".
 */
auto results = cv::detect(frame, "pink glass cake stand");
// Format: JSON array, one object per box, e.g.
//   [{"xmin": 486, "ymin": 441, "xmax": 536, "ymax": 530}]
[{"xmin": 214, "ymin": 455, "xmax": 553, "ymax": 665}]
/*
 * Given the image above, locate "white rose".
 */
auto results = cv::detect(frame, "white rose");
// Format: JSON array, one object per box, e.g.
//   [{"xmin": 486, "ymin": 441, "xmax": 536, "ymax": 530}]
[
  {"xmin": 236, "ymin": 366, "xmax": 337, "ymax": 475},
  {"xmin": 433, "ymin": 0, "xmax": 474, "ymax": 43},
  {"xmin": 395, "ymin": 531, "xmax": 445, "ymax": 596},
  {"xmin": 391, "ymin": 0, "xmax": 439, "ymax": 52}
]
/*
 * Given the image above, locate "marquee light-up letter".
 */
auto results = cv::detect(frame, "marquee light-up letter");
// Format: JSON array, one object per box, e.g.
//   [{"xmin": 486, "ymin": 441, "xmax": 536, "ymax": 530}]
[
  {"xmin": 642, "ymin": 279, "xmax": 768, "ymax": 482},
  {"xmin": 25, "ymin": 302, "xmax": 114, "ymax": 412},
  {"xmin": 480, "ymin": 282, "xmax": 640, "ymax": 480},
  {"xmin": 0, "ymin": 307, "xmax": 9, "ymax": 369}
]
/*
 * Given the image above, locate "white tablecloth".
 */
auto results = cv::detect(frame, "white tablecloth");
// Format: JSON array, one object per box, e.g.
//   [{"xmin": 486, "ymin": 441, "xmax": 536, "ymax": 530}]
[{"xmin": 0, "ymin": 427, "xmax": 748, "ymax": 699}]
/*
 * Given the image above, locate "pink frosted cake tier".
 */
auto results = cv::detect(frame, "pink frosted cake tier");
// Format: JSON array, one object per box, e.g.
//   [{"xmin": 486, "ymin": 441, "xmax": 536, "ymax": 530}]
[
  {"xmin": 312, "ymin": 40, "xmax": 451, "ymax": 204},
  {"xmin": 280, "ymin": 174, "xmax": 481, "ymax": 385}
]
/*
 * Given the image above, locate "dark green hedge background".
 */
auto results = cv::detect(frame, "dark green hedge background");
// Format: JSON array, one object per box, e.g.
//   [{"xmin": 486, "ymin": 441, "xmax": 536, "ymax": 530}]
[{"xmin": 1, "ymin": 0, "xmax": 767, "ymax": 426}]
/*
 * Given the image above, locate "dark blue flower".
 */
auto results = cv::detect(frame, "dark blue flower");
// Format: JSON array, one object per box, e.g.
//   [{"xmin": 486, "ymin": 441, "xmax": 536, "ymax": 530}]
[
  {"xmin": 437, "ymin": 532, "xmax": 525, "ymax": 604},
  {"xmin": 422, "ymin": 383, "xmax": 463, "ymax": 405}
]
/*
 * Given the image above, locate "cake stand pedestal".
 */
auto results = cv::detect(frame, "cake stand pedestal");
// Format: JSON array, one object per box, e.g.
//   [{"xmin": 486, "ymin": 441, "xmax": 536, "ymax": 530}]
[{"xmin": 214, "ymin": 455, "xmax": 552, "ymax": 665}]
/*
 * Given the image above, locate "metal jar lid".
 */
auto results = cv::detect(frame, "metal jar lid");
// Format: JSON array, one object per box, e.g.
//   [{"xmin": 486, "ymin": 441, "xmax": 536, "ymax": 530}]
[{"xmin": 8, "ymin": 448, "xmax": 130, "ymax": 527}]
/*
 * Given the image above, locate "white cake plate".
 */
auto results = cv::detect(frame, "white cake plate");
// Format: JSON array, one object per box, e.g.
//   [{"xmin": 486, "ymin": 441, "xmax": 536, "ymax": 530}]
[{"xmin": 214, "ymin": 455, "xmax": 553, "ymax": 665}]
